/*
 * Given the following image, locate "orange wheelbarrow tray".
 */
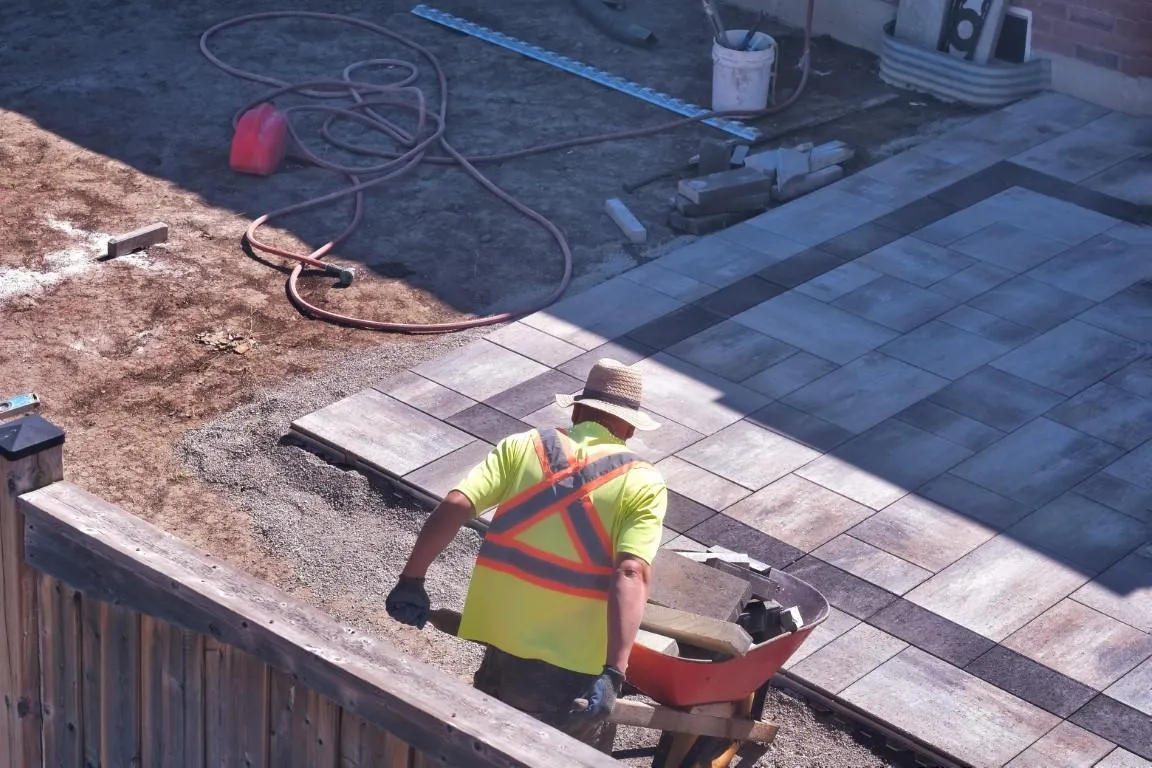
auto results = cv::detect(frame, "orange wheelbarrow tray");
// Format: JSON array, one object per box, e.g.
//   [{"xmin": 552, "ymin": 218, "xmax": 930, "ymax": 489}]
[{"xmin": 626, "ymin": 567, "xmax": 830, "ymax": 708}]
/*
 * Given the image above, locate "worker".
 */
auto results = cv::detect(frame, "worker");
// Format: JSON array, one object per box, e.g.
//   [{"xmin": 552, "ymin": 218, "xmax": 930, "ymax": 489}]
[{"xmin": 386, "ymin": 358, "xmax": 668, "ymax": 753}]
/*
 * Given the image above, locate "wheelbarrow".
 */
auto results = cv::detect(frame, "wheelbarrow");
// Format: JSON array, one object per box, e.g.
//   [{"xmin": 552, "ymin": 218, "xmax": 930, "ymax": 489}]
[{"xmin": 428, "ymin": 566, "xmax": 829, "ymax": 768}]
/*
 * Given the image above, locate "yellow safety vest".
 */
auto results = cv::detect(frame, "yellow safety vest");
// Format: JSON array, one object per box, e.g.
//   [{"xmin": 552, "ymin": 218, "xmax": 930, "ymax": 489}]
[{"xmin": 458, "ymin": 427, "xmax": 650, "ymax": 674}]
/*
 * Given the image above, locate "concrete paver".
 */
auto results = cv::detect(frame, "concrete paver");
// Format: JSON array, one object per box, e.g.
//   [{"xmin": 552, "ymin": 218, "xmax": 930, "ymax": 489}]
[{"xmin": 292, "ymin": 93, "xmax": 1152, "ymax": 766}]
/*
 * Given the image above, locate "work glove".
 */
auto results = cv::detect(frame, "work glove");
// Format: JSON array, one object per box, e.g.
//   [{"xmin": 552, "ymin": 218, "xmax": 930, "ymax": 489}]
[
  {"xmin": 385, "ymin": 575, "xmax": 430, "ymax": 629},
  {"xmin": 567, "ymin": 665, "xmax": 625, "ymax": 733}
]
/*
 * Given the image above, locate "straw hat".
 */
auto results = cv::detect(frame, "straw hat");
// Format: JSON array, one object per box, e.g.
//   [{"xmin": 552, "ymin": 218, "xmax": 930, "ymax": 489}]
[{"xmin": 555, "ymin": 358, "xmax": 660, "ymax": 431}]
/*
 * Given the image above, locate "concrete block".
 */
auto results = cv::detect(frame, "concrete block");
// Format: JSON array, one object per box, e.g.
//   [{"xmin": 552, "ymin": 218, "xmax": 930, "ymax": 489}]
[
  {"xmin": 668, "ymin": 209, "xmax": 757, "ymax": 235},
  {"xmin": 894, "ymin": 0, "xmax": 950, "ymax": 51},
  {"xmin": 605, "ymin": 198, "xmax": 647, "ymax": 243},
  {"xmin": 674, "ymin": 191, "xmax": 772, "ymax": 217},
  {"xmin": 698, "ymin": 139, "xmax": 731, "ymax": 176},
  {"xmin": 744, "ymin": 150, "xmax": 778, "ymax": 176},
  {"xmin": 678, "ymin": 166, "xmax": 773, "ymax": 205},
  {"xmin": 773, "ymin": 165, "xmax": 845, "ymax": 202},
  {"xmin": 730, "ymin": 145, "xmax": 750, "ymax": 167},
  {"xmin": 810, "ymin": 141, "xmax": 856, "ymax": 172},
  {"xmin": 777, "ymin": 145, "xmax": 813, "ymax": 187},
  {"xmin": 105, "ymin": 222, "xmax": 169, "ymax": 259}
]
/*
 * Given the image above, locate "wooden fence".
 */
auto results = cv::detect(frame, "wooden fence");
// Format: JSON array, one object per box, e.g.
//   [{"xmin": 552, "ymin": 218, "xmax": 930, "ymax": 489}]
[{"xmin": 0, "ymin": 414, "xmax": 618, "ymax": 768}]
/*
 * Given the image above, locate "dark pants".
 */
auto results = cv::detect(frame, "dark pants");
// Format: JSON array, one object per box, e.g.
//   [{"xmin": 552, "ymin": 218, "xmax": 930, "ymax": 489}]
[{"xmin": 473, "ymin": 645, "xmax": 617, "ymax": 754}]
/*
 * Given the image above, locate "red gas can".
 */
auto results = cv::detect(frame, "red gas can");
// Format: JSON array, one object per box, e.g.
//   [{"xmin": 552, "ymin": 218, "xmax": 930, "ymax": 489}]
[{"xmin": 230, "ymin": 103, "xmax": 290, "ymax": 176}]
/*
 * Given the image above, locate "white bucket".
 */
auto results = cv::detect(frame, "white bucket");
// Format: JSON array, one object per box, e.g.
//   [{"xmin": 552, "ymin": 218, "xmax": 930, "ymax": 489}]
[{"xmin": 712, "ymin": 30, "xmax": 776, "ymax": 113}]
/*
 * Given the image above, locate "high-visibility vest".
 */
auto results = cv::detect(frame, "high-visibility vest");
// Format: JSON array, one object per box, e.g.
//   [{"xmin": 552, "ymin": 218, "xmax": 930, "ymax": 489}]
[{"xmin": 476, "ymin": 426, "xmax": 644, "ymax": 600}]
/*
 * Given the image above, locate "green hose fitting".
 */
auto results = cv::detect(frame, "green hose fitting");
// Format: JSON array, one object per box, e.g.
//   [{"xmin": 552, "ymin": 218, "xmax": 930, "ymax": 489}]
[{"xmin": 326, "ymin": 264, "xmax": 356, "ymax": 287}]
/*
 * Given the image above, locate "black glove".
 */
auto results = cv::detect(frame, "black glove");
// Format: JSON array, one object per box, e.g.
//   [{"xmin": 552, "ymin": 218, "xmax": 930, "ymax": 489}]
[
  {"xmin": 568, "ymin": 665, "xmax": 625, "ymax": 727},
  {"xmin": 385, "ymin": 575, "xmax": 430, "ymax": 629}
]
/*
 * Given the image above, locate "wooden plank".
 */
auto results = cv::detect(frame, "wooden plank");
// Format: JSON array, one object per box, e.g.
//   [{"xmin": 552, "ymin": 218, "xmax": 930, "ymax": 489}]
[
  {"xmin": 385, "ymin": 735, "xmax": 415, "ymax": 768},
  {"xmin": 641, "ymin": 604, "xmax": 752, "ymax": 658},
  {"xmin": 38, "ymin": 575, "xmax": 83, "ymax": 767},
  {"xmin": 141, "ymin": 617, "xmax": 206, "ymax": 766},
  {"xmin": 1, "ymin": 444, "xmax": 63, "ymax": 767},
  {"xmin": 80, "ymin": 594, "xmax": 102, "ymax": 768},
  {"xmin": 268, "ymin": 667, "xmax": 301, "ymax": 767},
  {"xmin": 599, "ymin": 699, "xmax": 778, "ymax": 743},
  {"xmin": 100, "ymin": 602, "xmax": 142, "ymax": 768},
  {"xmin": 203, "ymin": 636, "xmax": 226, "ymax": 768},
  {"xmin": 105, "ymin": 222, "xmax": 169, "ymax": 259},
  {"xmin": 649, "ymin": 550, "xmax": 752, "ymax": 621},
  {"xmin": 306, "ymin": 691, "xmax": 341, "ymax": 768},
  {"xmin": 18, "ymin": 481, "xmax": 619, "ymax": 768},
  {"xmin": 339, "ymin": 713, "xmax": 401, "ymax": 768},
  {"xmin": 230, "ymin": 647, "xmax": 271, "ymax": 768}
]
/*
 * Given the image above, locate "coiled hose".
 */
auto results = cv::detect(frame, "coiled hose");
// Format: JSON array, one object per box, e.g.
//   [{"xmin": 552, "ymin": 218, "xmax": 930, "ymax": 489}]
[{"xmin": 199, "ymin": 3, "xmax": 815, "ymax": 333}]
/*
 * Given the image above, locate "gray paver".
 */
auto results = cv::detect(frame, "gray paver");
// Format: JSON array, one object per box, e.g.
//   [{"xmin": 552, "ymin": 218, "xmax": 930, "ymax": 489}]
[
  {"xmin": 1004, "ymin": 721, "xmax": 1116, "ymax": 768},
  {"xmin": 1081, "ymin": 282, "xmax": 1152, "ymax": 343},
  {"xmin": 733, "ymin": 292, "xmax": 899, "ymax": 364},
  {"xmin": 783, "ymin": 352, "xmax": 948, "ymax": 433},
  {"xmin": 1108, "ymin": 657, "xmax": 1152, "ymax": 718},
  {"xmin": 915, "ymin": 201, "xmax": 1002, "ymax": 246},
  {"xmin": 1002, "ymin": 92, "xmax": 1112, "ymax": 132},
  {"xmin": 485, "ymin": 321, "xmax": 584, "ymax": 367},
  {"xmin": 1003, "ymin": 599, "xmax": 1152, "ymax": 690},
  {"xmin": 1029, "ymin": 232, "xmax": 1152, "ymax": 302},
  {"xmin": 849, "ymin": 492, "xmax": 997, "ymax": 572},
  {"xmin": 989, "ymin": 187, "xmax": 1120, "ymax": 245},
  {"xmin": 723, "ymin": 473, "xmax": 874, "ymax": 551},
  {"xmin": 832, "ymin": 275, "xmax": 957, "ymax": 333},
  {"xmin": 930, "ymin": 262, "xmax": 1015, "ymax": 302},
  {"xmin": 952, "ymin": 418, "xmax": 1124, "ymax": 507},
  {"xmin": 841, "ymin": 647, "xmax": 1061, "ymax": 767},
  {"xmin": 520, "ymin": 276, "xmax": 683, "ymax": 349},
  {"xmin": 713, "ymin": 221, "xmax": 811, "ymax": 261},
  {"xmin": 620, "ymin": 261, "xmax": 717, "ymax": 302},
  {"xmin": 920, "ymin": 472, "xmax": 1031, "ymax": 529},
  {"xmin": 624, "ymin": 418, "xmax": 704, "ymax": 464},
  {"xmin": 797, "ymin": 419, "xmax": 971, "ymax": 510},
  {"xmin": 653, "ymin": 455, "xmax": 751, "ymax": 511},
  {"xmin": 857, "ymin": 236, "xmax": 976, "ymax": 287},
  {"xmin": 833, "ymin": 172, "xmax": 920, "ymax": 208},
  {"xmin": 906, "ymin": 534, "xmax": 1091, "ymax": 640},
  {"xmin": 414, "ymin": 339, "xmax": 551, "ymax": 400},
  {"xmin": 811, "ymin": 535, "xmax": 932, "ymax": 594},
  {"xmin": 991, "ymin": 320, "xmax": 1142, "ymax": 396},
  {"xmin": 678, "ymin": 420, "xmax": 820, "ymax": 490},
  {"xmin": 380, "ymin": 370, "xmax": 476, "ymax": 419},
  {"xmin": 970, "ymin": 275, "xmax": 1096, "ymax": 331},
  {"xmin": 790, "ymin": 623, "xmax": 908, "ymax": 694},
  {"xmin": 1076, "ymin": 472, "xmax": 1152, "ymax": 522},
  {"xmin": 1088, "ymin": 156, "xmax": 1152, "ymax": 206},
  {"xmin": 930, "ymin": 366, "xmax": 1065, "ymax": 432},
  {"xmin": 853, "ymin": 149, "xmax": 974, "ymax": 201},
  {"xmin": 403, "ymin": 441, "xmax": 495, "ymax": 501},
  {"xmin": 1008, "ymin": 492, "xmax": 1148, "ymax": 574},
  {"xmin": 951, "ymin": 221, "xmax": 1072, "ymax": 272},
  {"xmin": 880, "ymin": 320, "xmax": 1009, "ymax": 380},
  {"xmin": 629, "ymin": 353, "xmax": 769, "ymax": 435},
  {"xmin": 657, "ymin": 236, "xmax": 784, "ymax": 289},
  {"xmin": 666, "ymin": 320, "xmax": 797, "ymax": 383},
  {"xmin": 748, "ymin": 187, "xmax": 896, "ymax": 246},
  {"xmin": 938, "ymin": 304, "xmax": 1036, "ymax": 346},
  {"xmin": 1094, "ymin": 748, "xmax": 1152, "ymax": 768},
  {"xmin": 1012, "ymin": 125, "xmax": 1147, "ymax": 183},
  {"xmin": 896, "ymin": 400, "xmax": 1005, "ymax": 451},
  {"xmin": 794, "ymin": 261, "xmax": 883, "ymax": 302},
  {"xmin": 782, "ymin": 607, "xmax": 860, "ymax": 669},
  {"xmin": 1109, "ymin": 358, "xmax": 1152, "ymax": 399},
  {"xmin": 742, "ymin": 351, "xmax": 838, "ymax": 399},
  {"xmin": 1073, "ymin": 552, "xmax": 1152, "ymax": 633},
  {"xmin": 1105, "ymin": 440, "xmax": 1152, "ymax": 491},
  {"xmin": 1049, "ymin": 383, "xmax": 1152, "ymax": 450}
]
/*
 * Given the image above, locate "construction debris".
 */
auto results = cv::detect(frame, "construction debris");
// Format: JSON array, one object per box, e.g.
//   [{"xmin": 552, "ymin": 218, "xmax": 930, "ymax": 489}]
[
  {"xmin": 104, "ymin": 222, "xmax": 169, "ymax": 260},
  {"xmin": 697, "ymin": 138, "xmax": 732, "ymax": 176},
  {"xmin": 649, "ymin": 549, "xmax": 752, "ymax": 621},
  {"xmin": 774, "ymin": 164, "xmax": 845, "ymax": 201},
  {"xmin": 195, "ymin": 330, "xmax": 256, "ymax": 355},
  {"xmin": 604, "ymin": 197, "xmax": 647, "ymax": 243},
  {"xmin": 678, "ymin": 166, "xmax": 772, "ymax": 205}
]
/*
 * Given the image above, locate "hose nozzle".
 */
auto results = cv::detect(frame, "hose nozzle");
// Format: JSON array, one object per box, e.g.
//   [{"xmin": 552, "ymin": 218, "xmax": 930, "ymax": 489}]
[{"xmin": 326, "ymin": 264, "xmax": 356, "ymax": 287}]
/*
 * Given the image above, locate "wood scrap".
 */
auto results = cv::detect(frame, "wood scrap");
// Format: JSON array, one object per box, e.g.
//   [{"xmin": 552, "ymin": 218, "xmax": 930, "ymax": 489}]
[
  {"xmin": 641, "ymin": 603, "xmax": 753, "ymax": 657},
  {"xmin": 635, "ymin": 629, "xmax": 679, "ymax": 655},
  {"xmin": 593, "ymin": 699, "xmax": 778, "ymax": 742},
  {"xmin": 648, "ymin": 550, "xmax": 752, "ymax": 622},
  {"xmin": 104, "ymin": 222, "xmax": 168, "ymax": 260}
]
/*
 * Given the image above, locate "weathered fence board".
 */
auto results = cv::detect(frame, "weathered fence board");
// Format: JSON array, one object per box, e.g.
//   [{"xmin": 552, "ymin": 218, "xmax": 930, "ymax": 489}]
[
  {"xmin": 101, "ymin": 601, "xmax": 143, "ymax": 767},
  {"xmin": 141, "ymin": 616, "xmax": 206, "ymax": 766},
  {"xmin": 38, "ymin": 576, "xmax": 83, "ymax": 767},
  {"xmin": 80, "ymin": 594, "xmax": 102, "ymax": 768}
]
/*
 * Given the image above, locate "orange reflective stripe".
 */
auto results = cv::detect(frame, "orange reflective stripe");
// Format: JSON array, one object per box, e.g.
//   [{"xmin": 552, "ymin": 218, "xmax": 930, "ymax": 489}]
[{"xmin": 476, "ymin": 427, "xmax": 643, "ymax": 599}]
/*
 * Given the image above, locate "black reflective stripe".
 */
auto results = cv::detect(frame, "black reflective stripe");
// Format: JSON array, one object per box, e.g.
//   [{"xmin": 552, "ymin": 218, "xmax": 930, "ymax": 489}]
[
  {"xmin": 565, "ymin": 499, "xmax": 612, "ymax": 567},
  {"xmin": 477, "ymin": 539, "xmax": 612, "ymax": 593},
  {"xmin": 537, "ymin": 427, "xmax": 570, "ymax": 474},
  {"xmin": 488, "ymin": 450, "xmax": 640, "ymax": 535}
]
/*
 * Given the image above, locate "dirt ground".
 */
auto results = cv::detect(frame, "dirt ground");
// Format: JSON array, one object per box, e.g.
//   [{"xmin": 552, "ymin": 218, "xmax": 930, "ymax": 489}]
[{"xmin": 2, "ymin": 0, "xmax": 980, "ymax": 763}]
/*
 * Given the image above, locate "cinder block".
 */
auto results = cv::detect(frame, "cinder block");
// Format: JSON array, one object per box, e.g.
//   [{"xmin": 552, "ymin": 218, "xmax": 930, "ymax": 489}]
[
  {"xmin": 105, "ymin": 222, "xmax": 169, "ymax": 259},
  {"xmin": 604, "ymin": 198, "xmax": 647, "ymax": 243},
  {"xmin": 678, "ymin": 167, "xmax": 773, "ymax": 205},
  {"xmin": 674, "ymin": 191, "xmax": 772, "ymax": 217}
]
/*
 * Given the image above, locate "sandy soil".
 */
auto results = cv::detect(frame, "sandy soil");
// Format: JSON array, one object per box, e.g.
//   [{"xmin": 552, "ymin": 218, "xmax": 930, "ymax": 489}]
[{"xmin": 1, "ymin": 0, "xmax": 978, "ymax": 763}]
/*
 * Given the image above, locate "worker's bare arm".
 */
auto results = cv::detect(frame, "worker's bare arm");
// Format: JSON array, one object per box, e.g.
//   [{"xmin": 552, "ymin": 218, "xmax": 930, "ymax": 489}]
[
  {"xmin": 606, "ymin": 552, "xmax": 651, "ymax": 673},
  {"xmin": 401, "ymin": 490, "xmax": 477, "ymax": 578}
]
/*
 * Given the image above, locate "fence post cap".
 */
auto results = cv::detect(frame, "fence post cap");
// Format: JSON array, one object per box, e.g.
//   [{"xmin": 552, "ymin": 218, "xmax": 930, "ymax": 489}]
[{"xmin": 0, "ymin": 414, "xmax": 65, "ymax": 461}]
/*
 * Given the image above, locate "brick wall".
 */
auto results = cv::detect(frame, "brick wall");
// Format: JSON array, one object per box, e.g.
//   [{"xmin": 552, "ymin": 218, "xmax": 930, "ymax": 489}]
[{"xmin": 1011, "ymin": 0, "xmax": 1152, "ymax": 77}]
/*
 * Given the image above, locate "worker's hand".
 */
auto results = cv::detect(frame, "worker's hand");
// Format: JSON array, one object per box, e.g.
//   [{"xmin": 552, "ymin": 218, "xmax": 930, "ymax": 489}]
[
  {"xmin": 568, "ymin": 665, "xmax": 625, "ymax": 729},
  {"xmin": 385, "ymin": 575, "xmax": 431, "ymax": 629}
]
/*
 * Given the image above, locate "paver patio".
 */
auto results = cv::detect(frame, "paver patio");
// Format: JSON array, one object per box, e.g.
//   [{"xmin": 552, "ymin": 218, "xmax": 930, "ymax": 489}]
[{"xmin": 291, "ymin": 93, "xmax": 1152, "ymax": 768}]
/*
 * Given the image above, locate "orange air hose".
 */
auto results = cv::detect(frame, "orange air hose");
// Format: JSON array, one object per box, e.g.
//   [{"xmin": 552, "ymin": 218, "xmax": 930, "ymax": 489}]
[{"xmin": 199, "ymin": 4, "xmax": 815, "ymax": 333}]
